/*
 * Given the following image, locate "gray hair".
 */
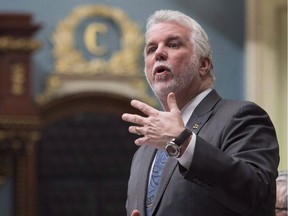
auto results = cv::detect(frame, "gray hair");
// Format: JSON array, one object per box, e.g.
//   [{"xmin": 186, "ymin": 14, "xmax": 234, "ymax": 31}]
[
  {"xmin": 145, "ymin": 10, "xmax": 214, "ymax": 80},
  {"xmin": 276, "ymin": 170, "xmax": 288, "ymax": 209}
]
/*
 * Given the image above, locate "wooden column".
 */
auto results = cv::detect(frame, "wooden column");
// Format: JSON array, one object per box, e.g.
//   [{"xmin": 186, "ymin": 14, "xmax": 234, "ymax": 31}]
[{"xmin": 0, "ymin": 13, "xmax": 41, "ymax": 216}]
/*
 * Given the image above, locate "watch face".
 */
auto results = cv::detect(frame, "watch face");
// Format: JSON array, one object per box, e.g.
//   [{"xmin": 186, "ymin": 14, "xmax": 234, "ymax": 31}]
[{"xmin": 165, "ymin": 142, "xmax": 180, "ymax": 158}]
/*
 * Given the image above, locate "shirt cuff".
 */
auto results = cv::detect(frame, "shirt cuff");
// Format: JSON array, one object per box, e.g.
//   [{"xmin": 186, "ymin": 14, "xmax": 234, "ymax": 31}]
[{"xmin": 178, "ymin": 132, "xmax": 196, "ymax": 169}]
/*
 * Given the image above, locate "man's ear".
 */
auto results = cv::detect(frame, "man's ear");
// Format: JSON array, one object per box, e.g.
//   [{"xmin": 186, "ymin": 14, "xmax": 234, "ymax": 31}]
[{"xmin": 199, "ymin": 57, "xmax": 212, "ymax": 76}]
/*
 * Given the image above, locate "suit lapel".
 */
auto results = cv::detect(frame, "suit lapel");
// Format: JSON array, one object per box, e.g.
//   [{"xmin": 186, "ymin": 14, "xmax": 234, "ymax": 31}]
[
  {"xmin": 136, "ymin": 146, "xmax": 156, "ymax": 215},
  {"xmin": 187, "ymin": 90, "xmax": 222, "ymax": 134},
  {"xmin": 137, "ymin": 147, "xmax": 178, "ymax": 215},
  {"xmin": 150, "ymin": 158, "xmax": 178, "ymax": 215}
]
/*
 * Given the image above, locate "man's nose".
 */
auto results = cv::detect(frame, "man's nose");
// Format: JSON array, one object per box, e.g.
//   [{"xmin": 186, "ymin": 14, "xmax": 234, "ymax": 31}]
[{"xmin": 155, "ymin": 47, "xmax": 168, "ymax": 61}]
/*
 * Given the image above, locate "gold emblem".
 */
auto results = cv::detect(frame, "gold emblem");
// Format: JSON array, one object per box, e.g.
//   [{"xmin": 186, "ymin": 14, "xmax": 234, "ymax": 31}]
[
  {"xmin": 192, "ymin": 124, "xmax": 200, "ymax": 129},
  {"xmin": 37, "ymin": 5, "xmax": 156, "ymax": 106},
  {"xmin": 51, "ymin": 5, "xmax": 144, "ymax": 75}
]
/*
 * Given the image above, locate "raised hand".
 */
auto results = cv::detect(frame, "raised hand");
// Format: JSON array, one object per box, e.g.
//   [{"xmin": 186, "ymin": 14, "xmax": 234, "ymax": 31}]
[{"xmin": 122, "ymin": 92, "xmax": 185, "ymax": 149}]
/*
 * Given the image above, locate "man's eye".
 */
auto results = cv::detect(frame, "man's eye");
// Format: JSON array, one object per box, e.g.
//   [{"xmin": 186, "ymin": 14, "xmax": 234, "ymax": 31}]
[
  {"xmin": 169, "ymin": 43, "xmax": 179, "ymax": 48},
  {"xmin": 147, "ymin": 47, "xmax": 156, "ymax": 54}
]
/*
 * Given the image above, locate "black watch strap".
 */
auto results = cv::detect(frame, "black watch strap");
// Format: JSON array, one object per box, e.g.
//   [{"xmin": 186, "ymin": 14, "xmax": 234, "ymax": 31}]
[{"xmin": 174, "ymin": 128, "xmax": 192, "ymax": 146}]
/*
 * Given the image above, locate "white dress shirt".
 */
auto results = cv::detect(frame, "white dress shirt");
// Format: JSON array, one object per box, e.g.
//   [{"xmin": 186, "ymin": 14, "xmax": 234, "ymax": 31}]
[{"xmin": 178, "ymin": 88, "xmax": 212, "ymax": 169}]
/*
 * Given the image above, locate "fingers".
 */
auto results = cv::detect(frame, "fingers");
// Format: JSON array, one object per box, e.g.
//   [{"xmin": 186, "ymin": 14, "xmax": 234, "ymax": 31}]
[
  {"xmin": 135, "ymin": 126, "xmax": 142, "ymax": 136},
  {"xmin": 121, "ymin": 100, "xmax": 152, "ymax": 138},
  {"xmin": 130, "ymin": 100, "xmax": 159, "ymax": 116},
  {"xmin": 122, "ymin": 100, "xmax": 159, "ymax": 125},
  {"xmin": 167, "ymin": 92, "xmax": 180, "ymax": 113},
  {"xmin": 130, "ymin": 93, "xmax": 179, "ymax": 116},
  {"xmin": 122, "ymin": 113, "xmax": 146, "ymax": 126},
  {"xmin": 129, "ymin": 126, "xmax": 144, "ymax": 138},
  {"xmin": 121, "ymin": 113, "xmax": 144, "ymax": 136}
]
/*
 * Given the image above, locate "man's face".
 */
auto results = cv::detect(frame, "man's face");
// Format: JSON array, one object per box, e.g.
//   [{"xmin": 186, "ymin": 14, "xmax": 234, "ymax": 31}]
[{"xmin": 144, "ymin": 22, "xmax": 199, "ymax": 99}]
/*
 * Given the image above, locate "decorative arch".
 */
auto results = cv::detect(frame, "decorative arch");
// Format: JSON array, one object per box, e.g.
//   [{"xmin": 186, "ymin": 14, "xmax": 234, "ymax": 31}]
[{"xmin": 36, "ymin": 91, "xmax": 141, "ymax": 216}]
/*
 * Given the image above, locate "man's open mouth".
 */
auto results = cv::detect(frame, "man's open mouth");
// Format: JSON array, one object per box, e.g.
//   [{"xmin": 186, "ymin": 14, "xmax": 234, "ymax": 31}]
[{"xmin": 154, "ymin": 65, "xmax": 170, "ymax": 76}]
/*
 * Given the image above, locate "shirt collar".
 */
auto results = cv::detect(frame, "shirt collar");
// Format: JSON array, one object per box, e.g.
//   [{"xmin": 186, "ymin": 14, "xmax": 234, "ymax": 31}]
[{"xmin": 181, "ymin": 88, "xmax": 212, "ymax": 125}]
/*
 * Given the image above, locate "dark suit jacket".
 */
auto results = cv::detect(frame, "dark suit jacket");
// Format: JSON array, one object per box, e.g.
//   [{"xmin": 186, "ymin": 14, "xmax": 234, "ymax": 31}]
[{"xmin": 126, "ymin": 90, "xmax": 279, "ymax": 216}]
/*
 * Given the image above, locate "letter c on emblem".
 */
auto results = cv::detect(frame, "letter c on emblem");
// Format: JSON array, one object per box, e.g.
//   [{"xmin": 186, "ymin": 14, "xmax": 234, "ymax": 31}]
[{"xmin": 84, "ymin": 23, "xmax": 108, "ymax": 56}]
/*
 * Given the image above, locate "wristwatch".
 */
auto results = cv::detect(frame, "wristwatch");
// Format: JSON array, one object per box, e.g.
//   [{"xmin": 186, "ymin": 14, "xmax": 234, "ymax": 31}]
[{"xmin": 165, "ymin": 128, "xmax": 192, "ymax": 158}]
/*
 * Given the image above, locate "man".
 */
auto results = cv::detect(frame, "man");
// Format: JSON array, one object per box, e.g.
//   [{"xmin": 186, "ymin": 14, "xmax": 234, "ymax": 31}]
[
  {"xmin": 122, "ymin": 10, "xmax": 279, "ymax": 216},
  {"xmin": 275, "ymin": 171, "xmax": 287, "ymax": 216}
]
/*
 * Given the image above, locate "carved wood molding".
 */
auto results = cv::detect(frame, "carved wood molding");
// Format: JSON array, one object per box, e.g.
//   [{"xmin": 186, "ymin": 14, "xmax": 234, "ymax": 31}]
[
  {"xmin": 0, "ymin": 36, "xmax": 40, "ymax": 52},
  {"xmin": 0, "ymin": 12, "xmax": 41, "ymax": 216}
]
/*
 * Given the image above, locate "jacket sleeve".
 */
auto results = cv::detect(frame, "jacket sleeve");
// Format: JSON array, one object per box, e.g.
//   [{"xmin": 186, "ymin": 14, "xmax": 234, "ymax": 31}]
[{"xmin": 181, "ymin": 102, "xmax": 279, "ymax": 215}]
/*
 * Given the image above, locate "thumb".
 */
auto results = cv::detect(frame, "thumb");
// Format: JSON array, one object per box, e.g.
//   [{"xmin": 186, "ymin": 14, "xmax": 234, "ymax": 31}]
[
  {"xmin": 131, "ymin": 210, "xmax": 140, "ymax": 216},
  {"xmin": 167, "ymin": 92, "xmax": 180, "ymax": 113}
]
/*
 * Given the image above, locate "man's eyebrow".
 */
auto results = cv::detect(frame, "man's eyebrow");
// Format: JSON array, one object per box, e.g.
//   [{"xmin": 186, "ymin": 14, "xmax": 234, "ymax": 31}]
[
  {"xmin": 146, "ymin": 35, "xmax": 183, "ymax": 46},
  {"xmin": 168, "ymin": 35, "xmax": 182, "ymax": 40},
  {"xmin": 145, "ymin": 41, "xmax": 156, "ymax": 47}
]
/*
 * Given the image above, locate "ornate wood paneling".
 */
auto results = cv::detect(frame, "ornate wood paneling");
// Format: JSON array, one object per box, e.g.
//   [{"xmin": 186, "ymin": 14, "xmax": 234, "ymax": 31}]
[
  {"xmin": 0, "ymin": 13, "xmax": 41, "ymax": 216},
  {"xmin": 37, "ymin": 92, "xmax": 140, "ymax": 216}
]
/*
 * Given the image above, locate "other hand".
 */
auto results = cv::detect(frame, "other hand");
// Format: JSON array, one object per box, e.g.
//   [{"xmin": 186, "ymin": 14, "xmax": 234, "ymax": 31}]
[{"xmin": 131, "ymin": 210, "xmax": 140, "ymax": 216}]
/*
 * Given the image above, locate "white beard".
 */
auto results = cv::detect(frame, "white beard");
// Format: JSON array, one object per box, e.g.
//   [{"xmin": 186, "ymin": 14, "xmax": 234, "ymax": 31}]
[{"xmin": 147, "ymin": 56, "xmax": 200, "ymax": 99}]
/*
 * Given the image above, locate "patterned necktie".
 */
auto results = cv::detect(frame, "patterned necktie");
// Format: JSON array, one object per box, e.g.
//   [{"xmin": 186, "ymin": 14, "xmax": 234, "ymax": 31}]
[{"xmin": 146, "ymin": 149, "xmax": 169, "ymax": 216}]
